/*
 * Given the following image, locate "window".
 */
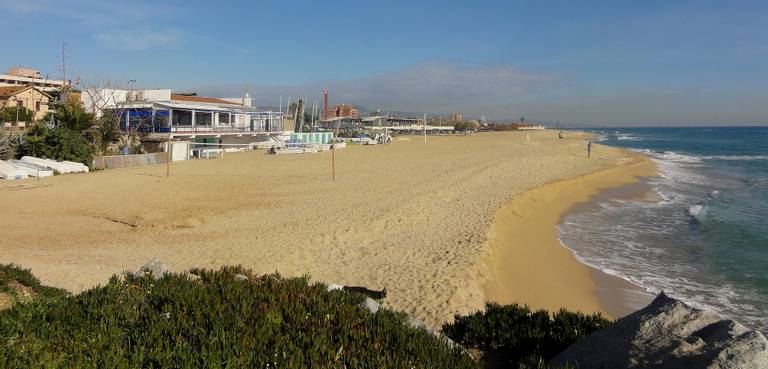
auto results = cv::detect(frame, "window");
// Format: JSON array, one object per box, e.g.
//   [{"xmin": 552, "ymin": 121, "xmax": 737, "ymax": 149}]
[
  {"xmin": 16, "ymin": 100, "xmax": 23, "ymax": 108},
  {"xmin": 35, "ymin": 101, "xmax": 41, "ymax": 111}
]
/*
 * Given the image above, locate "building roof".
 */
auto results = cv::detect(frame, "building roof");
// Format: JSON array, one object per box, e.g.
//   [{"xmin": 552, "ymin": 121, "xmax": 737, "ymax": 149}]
[
  {"xmin": 156, "ymin": 101, "xmax": 232, "ymax": 112},
  {"xmin": 170, "ymin": 94, "xmax": 241, "ymax": 106},
  {"xmin": 362, "ymin": 115, "xmax": 387, "ymax": 122},
  {"xmin": 0, "ymin": 85, "xmax": 51, "ymax": 98},
  {"xmin": 0, "ymin": 74, "xmax": 67, "ymax": 86}
]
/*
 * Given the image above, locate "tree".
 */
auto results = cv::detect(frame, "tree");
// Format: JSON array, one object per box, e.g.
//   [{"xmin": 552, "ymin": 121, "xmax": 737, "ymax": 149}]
[
  {"xmin": 0, "ymin": 106, "xmax": 34, "ymax": 125},
  {"xmin": 40, "ymin": 127, "xmax": 94, "ymax": 165},
  {"xmin": 54, "ymin": 100, "xmax": 96, "ymax": 132},
  {"xmin": 48, "ymin": 98, "xmax": 119, "ymax": 155},
  {"xmin": 16, "ymin": 124, "xmax": 48, "ymax": 158},
  {"xmin": 454, "ymin": 121, "xmax": 479, "ymax": 132},
  {"xmin": 80, "ymin": 79, "xmax": 145, "ymax": 152}
]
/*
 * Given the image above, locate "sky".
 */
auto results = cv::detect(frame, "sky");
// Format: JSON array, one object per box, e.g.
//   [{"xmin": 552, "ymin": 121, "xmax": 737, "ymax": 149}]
[{"xmin": 1, "ymin": 0, "xmax": 767, "ymax": 126}]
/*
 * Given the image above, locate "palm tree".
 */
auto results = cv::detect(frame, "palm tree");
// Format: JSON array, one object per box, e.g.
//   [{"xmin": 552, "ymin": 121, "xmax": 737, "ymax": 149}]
[{"xmin": 54, "ymin": 101, "xmax": 96, "ymax": 132}]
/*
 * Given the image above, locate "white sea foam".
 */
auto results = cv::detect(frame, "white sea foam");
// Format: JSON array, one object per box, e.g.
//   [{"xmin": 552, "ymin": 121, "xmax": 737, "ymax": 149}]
[
  {"xmin": 633, "ymin": 149, "xmax": 768, "ymax": 163},
  {"xmin": 616, "ymin": 134, "xmax": 643, "ymax": 141},
  {"xmin": 701, "ymin": 155, "xmax": 768, "ymax": 161},
  {"xmin": 687, "ymin": 204, "xmax": 706, "ymax": 222},
  {"xmin": 653, "ymin": 151, "xmax": 702, "ymax": 163}
]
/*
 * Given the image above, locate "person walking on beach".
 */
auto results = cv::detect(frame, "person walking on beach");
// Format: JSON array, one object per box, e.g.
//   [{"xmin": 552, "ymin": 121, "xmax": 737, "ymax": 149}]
[{"xmin": 587, "ymin": 141, "xmax": 592, "ymax": 158}]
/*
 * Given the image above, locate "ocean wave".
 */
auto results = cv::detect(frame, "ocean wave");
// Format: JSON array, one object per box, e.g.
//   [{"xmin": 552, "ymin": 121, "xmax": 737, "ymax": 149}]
[
  {"xmin": 616, "ymin": 134, "xmax": 643, "ymax": 141},
  {"xmin": 557, "ymin": 203, "xmax": 768, "ymax": 333},
  {"xmin": 632, "ymin": 150, "xmax": 768, "ymax": 163},
  {"xmin": 654, "ymin": 151, "xmax": 702, "ymax": 163},
  {"xmin": 701, "ymin": 155, "xmax": 768, "ymax": 161},
  {"xmin": 631, "ymin": 149, "xmax": 702, "ymax": 163}
]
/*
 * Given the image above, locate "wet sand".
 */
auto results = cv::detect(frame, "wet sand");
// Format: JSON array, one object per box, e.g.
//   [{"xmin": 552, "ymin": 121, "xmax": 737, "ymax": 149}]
[{"xmin": 483, "ymin": 150, "xmax": 657, "ymax": 319}]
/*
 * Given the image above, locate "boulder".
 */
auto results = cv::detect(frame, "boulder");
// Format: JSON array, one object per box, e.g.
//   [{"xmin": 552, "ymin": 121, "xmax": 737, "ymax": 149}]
[
  {"xmin": 552, "ymin": 292, "xmax": 768, "ymax": 369},
  {"xmin": 133, "ymin": 258, "xmax": 169, "ymax": 280},
  {"xmin": 361, "ymin": 297, "xmax": 380, "ymax": 314}
]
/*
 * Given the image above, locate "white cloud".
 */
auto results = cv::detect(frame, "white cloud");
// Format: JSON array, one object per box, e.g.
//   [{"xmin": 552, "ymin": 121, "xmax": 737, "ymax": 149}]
[
  {"xmin": 2, "ymin": 0, "xmax": 182, "ymax": 48},
  {"xmin": 94, "ymin": 29, "xmax": 179, "ymax": 50},
  {"xmin": 192, "ymin": 62, "xmax": 559, "ymax": 119},
  {"xmin": 0, "ymin": 0, "xmax": 170, "ymax": 24}
]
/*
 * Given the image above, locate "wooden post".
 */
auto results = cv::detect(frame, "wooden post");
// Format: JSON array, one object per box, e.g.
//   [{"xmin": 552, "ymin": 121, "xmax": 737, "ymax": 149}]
[
  {"xmin": 166, "ymin": 135, "xmax": 171, "ymax": 178},
  {"xmin": 332, "ymin": 120, "xmax": 339, "ymax": 181}
]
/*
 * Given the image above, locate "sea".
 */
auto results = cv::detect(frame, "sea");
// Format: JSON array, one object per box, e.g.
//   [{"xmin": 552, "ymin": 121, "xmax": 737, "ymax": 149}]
[{"xmin": 558, "ymin": 126, "xmax": 768, "ymax": 333}]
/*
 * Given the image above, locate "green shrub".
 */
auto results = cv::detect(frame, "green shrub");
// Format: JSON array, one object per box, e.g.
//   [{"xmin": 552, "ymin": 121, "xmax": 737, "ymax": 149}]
[
  {"xmin": 0, "ymin": 266, "xmax": 479, "ymax": 369},
  {"xmin": 442, "ymin": 303, "xmax": 610, "ymax": 369},
  {"xmin": 16, "ymin": 124, "xmax": 93, "ymax": 165},
  {"xmin": 0, "ymin": 131, "xmax": 15, "ymax": 160},
  {"xmin": 0, "ymin": 106, "xmax": 34, "ymax": 124}
]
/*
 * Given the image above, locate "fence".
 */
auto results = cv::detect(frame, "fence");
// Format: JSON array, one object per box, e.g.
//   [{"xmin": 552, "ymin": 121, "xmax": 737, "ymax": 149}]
[{"xmin": 93, "ymin": 153, "xmax": 168, "ymax": 170}]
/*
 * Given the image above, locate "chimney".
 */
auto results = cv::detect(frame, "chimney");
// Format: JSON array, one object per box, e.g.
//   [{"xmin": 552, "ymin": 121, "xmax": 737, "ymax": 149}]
[{"xmin": 323, "ymin": 89, "xmax": 329, "ymax": 120}]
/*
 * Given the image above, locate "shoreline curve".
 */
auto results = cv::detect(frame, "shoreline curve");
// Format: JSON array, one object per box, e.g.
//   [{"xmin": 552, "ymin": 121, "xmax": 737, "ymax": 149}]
[{"xmin": 482, "ymin": 149, "xmax": 657, "ymax": 319}]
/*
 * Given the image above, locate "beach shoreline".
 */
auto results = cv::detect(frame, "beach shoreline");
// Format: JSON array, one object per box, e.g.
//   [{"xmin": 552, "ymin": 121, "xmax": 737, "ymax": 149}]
[{"xmin": 482, "ymin": 148, "xmax": 658, "ymax": 319}]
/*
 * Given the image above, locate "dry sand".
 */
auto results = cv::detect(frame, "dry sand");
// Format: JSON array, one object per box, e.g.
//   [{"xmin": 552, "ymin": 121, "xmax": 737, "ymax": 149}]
[{"xmin": 0, "ymin": 131, "xmax": 649, "ymax": 327}]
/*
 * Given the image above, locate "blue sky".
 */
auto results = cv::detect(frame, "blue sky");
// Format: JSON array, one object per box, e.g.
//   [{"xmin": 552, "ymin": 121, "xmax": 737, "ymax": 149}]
[{"xmin": 2, "ymin": 0, "xmax": 767, "ymax": 125}]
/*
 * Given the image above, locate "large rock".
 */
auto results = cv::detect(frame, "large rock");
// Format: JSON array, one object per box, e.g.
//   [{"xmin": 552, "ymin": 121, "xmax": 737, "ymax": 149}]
[
  {"xmin": 552, "ymin": 293, "xmax": 768, "ymax": 369},
  {"xmin": 133, "ymin": 258, "xmax": 169, "ymax": 280}
]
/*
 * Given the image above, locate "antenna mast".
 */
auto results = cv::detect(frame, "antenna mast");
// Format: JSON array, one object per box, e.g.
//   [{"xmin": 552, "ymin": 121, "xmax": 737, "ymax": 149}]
[{"xmin": 61, "ymin": 43, "xmax": 68, "ymax": 84}]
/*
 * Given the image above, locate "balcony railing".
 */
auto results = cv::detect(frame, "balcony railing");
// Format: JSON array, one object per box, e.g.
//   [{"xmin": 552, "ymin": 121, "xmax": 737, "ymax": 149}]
[{"xmin": 122, "ymin": 124, "xmax": 284, "ymax": 134}]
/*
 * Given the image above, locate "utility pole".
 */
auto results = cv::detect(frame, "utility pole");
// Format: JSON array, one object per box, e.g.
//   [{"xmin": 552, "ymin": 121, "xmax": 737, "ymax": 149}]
[
  {"xmin": 13, "ymin": 97, "xmax": 19, "ymax": 131},
  {"xmin": 423, "ymin": 113, "xmax": 427, "ymax": 142}
]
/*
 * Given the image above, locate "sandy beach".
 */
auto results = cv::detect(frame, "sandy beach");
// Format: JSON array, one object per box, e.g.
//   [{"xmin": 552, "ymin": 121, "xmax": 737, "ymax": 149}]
[{"xmin": 0, "ymin": 131, "xmax": 653, "ymax": 327}]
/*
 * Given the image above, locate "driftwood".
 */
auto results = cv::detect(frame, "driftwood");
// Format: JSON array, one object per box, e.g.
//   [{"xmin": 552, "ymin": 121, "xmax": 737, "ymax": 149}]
[{"xmin": 343, "ymin": 286, "xmax": 387, "ymax": 300}]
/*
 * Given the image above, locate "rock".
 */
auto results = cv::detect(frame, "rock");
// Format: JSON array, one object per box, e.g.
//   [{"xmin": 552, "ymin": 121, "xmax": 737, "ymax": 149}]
[
  {"xmin": 8, "ymin": 281, "xmax": 36, "ymax": 303},
  {"xmin": 133, "ymin": 258, "xmax": 168, "ymax": 280},
  {"xmin": 361, "ymin": 297, "xmax": 380, "ymax": 314},
  {"xmin": 0, "ymin": 292, "xmax": 13, "ymax": 310},
  {"xmin": 234, "ymin": 273, "xmax": 248, "ymax": 281},
  {"xmin": 552, "ymin": 292, "xmax": 768, "ymax": 369},
  {"xmin": 407, "ymin": 316, "xmax": 428, "ymax": 330},
  {"xmin": 326, "ymin": 283, "xmax": 343, "ymax": 292}
]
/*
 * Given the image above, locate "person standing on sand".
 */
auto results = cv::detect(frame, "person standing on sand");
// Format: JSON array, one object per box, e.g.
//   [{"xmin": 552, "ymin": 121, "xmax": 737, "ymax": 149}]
[{"xmin": 587, "ymin": 141, "xmax": 592, "ymax": 158}]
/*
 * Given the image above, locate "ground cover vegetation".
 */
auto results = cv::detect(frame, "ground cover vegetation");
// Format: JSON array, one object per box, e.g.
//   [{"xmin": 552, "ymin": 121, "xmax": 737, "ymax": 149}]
[
  {"xmin": 442, "ymin": 303, "xmax": 611, "ymax": 368},
  {"xmin": 0, "ymin": 264, "xmax": 606, "ymax": 368}
]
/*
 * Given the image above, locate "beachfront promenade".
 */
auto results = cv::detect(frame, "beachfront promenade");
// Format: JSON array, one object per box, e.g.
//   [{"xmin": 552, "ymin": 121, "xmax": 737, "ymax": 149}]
[{"xmin": 0, "ymin": 131, "xmax": 644, "ymax": 327}]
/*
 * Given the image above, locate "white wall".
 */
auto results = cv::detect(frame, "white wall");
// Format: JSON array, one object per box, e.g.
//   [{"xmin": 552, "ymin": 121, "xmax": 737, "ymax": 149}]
[{"xmin": 81, "ymin": 88, "xmax": 127, "ymax": 117}]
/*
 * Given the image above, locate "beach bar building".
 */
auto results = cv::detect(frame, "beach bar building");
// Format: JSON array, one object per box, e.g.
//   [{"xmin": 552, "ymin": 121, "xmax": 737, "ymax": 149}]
[{"xmin": 82, "ymin": 89, "xmax": 287, "ymax": 142}]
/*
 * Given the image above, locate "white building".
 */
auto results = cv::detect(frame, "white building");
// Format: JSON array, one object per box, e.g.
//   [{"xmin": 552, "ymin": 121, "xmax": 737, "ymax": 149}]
[
  {"xmin": 80, "ymin": 88, "xmax": 287, "ymax": 139},
  {"xmin": 0, "ymin": 67, "xmax": 67, "ymax": 92}
]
